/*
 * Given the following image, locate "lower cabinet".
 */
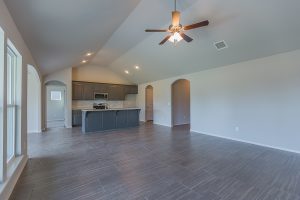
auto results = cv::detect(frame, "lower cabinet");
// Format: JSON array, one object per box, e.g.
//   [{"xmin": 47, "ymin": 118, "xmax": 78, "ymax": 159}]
[
  {"xmin": 72, "ymin": 110, "xmax": 82, "ymax": 126},
  {"xmin": 116, "ymin": 110, "xmax": 127, "ymax": 129},
  {"xmin": 127, "ymin": 109, "xmax": 139, "ymax": 127},
  {"xmin": 82, "ymin": 109, "xmax": 140, "ymax": 133},
  {"xmin": 102, "ymin": 111, "xmax": 117, "ymax": 130},
  {"xmin": 84, "ymin": 111, "xmax": 103, "ymax": 132}
]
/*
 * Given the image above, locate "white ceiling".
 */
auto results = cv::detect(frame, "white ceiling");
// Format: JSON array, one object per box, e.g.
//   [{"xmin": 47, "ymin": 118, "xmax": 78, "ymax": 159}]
[
  {"xmin": 5, "ymin": 0, "xmax": 300, "ymax": 83},
  {"xmin": 4, "ymin": 0, "xmax": 141, "ymax": 74}
]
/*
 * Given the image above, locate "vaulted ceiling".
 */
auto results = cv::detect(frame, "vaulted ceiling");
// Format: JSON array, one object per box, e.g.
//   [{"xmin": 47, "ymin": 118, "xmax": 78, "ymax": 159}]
[
  {"xmin": 5, "ymin": 0, "xmax": 300, "ymax": 83},
  {"xmin": 4, "ymin": 0, "xmax": 141, "ymax": 74}
]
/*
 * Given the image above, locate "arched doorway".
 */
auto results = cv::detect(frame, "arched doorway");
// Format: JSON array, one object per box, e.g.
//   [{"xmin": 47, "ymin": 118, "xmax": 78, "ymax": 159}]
[
  {"xmin": 145, "ymin": 85, "xmax": 153, "ymax": 122},
  {"xmin": 171, "ymin": 79, "xmax": 190, "ymax": 127},
  {"xmin": 27, "ymin": 65, "xmax": 41, "ymax": 133},
  {"xmin": 45, "ymin": 81, "xmax": 66, "ymax": 128}
]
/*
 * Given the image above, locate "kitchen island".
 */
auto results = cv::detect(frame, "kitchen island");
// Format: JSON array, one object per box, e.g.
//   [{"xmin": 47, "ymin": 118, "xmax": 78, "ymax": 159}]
[{"xmin": 82, "ymin": 108, "xmax": 141, "ymax": 133}]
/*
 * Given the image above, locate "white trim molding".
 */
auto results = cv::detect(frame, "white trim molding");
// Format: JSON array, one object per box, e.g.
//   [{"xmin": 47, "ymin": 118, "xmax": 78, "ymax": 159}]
[
  {"xmin": 0, "ymin": 155, "xmax": 28, "ymax": 200},
  {"xmin": 191, "ymin": 130, "xmax": 300, "ymax": 155}
]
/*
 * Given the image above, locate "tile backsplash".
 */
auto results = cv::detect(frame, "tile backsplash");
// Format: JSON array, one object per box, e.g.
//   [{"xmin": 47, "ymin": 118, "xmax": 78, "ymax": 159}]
[{"xmin": 72, "ymin": 94, "xmax": 137, "ymax": 109}]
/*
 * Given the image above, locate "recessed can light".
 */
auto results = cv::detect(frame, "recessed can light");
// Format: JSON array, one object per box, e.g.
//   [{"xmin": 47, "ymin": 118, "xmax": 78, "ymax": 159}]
[
  {"xmin": 86, "ymin": 52, "xmax": 93, "ymax": 56},
  {"xmin": 135, "ymin": 65, "xmax": 140, "ymax": 69},
  {"xmin": 125, "ymin": 70, "xmax": 129, "ymax": 74},
  {"xmin": 81, "ymin": 60, "xmax": 87, "ymax": 64}
]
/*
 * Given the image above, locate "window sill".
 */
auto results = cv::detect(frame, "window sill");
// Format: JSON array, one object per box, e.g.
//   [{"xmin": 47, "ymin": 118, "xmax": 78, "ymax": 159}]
[{"xmin": 0, "ymin": 155, "xmax": 28, "ymax": 200}]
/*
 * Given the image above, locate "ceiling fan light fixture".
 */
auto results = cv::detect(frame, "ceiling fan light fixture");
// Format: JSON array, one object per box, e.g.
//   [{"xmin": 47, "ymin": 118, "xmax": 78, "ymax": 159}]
[
  {"xmin": 145, "ymin": 0, "xmax": 208, "ymax": 45},
  {"xmin": 168, "ymin": 32, "xmax": 183, "ymax": 43}
]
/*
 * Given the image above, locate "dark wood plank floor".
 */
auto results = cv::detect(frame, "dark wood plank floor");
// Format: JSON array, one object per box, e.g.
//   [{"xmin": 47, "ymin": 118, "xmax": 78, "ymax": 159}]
[{"xmin": 10, "ymin": 123, "xmax": 300, "ymax": 200}]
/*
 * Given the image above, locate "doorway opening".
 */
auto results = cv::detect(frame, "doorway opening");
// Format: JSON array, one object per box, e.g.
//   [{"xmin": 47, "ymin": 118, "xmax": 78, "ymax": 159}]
[
  {"xmin": 45, "ymin": 81, "xmax": 66, "ymax": 128},
  {"xmin": 171, "ymin": 79, "xmax": 190, "ymax": 127},
  {"xmin": 27, "ymin": 65, "xmax": 41, "ymax": 133},
  {"xmin": 145, "ymin": 85, "xmax": 153, "ymax": 122}
]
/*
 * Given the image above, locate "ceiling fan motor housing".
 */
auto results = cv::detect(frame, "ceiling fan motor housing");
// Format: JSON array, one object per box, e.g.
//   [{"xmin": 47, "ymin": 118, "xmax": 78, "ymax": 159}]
[{"xmin": 169, "ymin": 24, "xmax": 183, "ymax": 33}]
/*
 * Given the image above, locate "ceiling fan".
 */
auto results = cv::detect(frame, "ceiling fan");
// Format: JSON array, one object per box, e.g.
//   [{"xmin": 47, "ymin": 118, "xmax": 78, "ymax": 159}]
[{"xmin": 145, "ymin": 0, "xmax": 209, "ymax": 45}]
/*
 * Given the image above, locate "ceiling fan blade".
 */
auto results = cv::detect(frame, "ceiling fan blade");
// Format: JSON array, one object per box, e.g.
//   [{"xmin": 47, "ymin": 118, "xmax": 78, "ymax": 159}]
[
  {"xmin": 184, "ymin": 20, "xmax": 209, "ymax": 30},
  {"xmin": 172, "ymin": 11, "xmax": 181, "ymax": 26},
  {"xmin": 180, "ymin": 33, "xmax": 193, "ymax": 42},
  {"xmin": 145, "ymin": 29, "xmax": 168, "ymax": 32},
  {"xmin": 159, "ymin": 35, "xmax": 172, "ymax": 45}
]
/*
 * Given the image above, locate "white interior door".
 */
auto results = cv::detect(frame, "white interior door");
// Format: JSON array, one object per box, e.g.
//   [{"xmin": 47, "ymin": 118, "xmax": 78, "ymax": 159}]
[{"xmin": 46, "ymin": 85, "xmax": 65, "ymax": 128}]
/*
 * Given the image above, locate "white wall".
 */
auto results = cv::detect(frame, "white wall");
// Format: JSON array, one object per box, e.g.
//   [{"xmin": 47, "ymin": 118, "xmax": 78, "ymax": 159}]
[
  {"xmin": 73, "ymin": 65, "xmax": 132, "ymax": 84},
  {"xmin": 27, "ymin": 66, "xmax": 41, "ymax": 133},
  {"xmin": 0, "ymin": 0, "xmax": 39, "ymax": 199},
  {"xmin": 44, "ymin": 68, "xmax": 72, "ymax": 129},
  {"xmin": 138, "ymin": 49, "xmax": 300, "ymax": 153}
]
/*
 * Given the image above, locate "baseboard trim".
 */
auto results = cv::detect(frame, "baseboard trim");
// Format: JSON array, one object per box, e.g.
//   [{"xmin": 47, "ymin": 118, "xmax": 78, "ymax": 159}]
[
  {"xmin": 191, "ymin": 129, "xmax": 300, "ymax": 155},
  {"xmin": 153, "ymin": 122, "xmax": 172, "ymax": 127},
  {"xmin": 0, "ymin": 155, "xmax": 28, "ymax": 200},
  {"xmin": 28, "ymin": 129, "xmax": 42, "ymax": 134}
]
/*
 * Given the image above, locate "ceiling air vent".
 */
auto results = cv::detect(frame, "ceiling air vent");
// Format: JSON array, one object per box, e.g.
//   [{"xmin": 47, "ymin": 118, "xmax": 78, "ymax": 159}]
[{"xmin": 214, "ymin": 40, "xmax": 228, "ymax": 50}]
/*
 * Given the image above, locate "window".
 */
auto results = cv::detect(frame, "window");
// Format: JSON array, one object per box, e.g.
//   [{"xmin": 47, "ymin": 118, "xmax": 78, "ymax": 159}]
[
  {"xmin": 0, "ymin": 27, "xmax": 4, "ymax": 181},
  {"xmin": 6, "ymin": 40, "xmax": 21, "ymax": 163},
  {"xmin": 51, "ymin": 91, "xmax": 62, "ymax": 101},
  {"xmin": 0, "ymin": 27, "xmax": 4, "ymax": 119}
]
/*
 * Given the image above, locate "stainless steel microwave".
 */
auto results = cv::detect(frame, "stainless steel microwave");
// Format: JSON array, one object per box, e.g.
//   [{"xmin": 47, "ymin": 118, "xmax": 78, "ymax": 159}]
[{"xmin": 94, "ymin": 93, "xmax": 108, "ymax": 100}]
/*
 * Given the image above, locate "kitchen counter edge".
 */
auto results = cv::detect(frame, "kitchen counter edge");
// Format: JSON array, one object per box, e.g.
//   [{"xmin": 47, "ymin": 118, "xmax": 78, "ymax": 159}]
[{"xmin": 81, "ymin": 108, "xmax": 141, "ymax": 112}]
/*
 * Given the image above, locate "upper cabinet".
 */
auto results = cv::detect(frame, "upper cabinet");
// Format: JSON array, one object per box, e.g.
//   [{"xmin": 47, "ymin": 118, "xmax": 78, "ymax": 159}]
[
  {"xmin": 125, "ymin": 85, "xmax": 138, "ymax": 94},
  {"xmin": 94, "ymin": 83, "xmax": 108, "ymax": 93},
  {"xmin": 82, "ymin": 83, "xmax": 94, "ymax": 100},
  {"xmin": 72, "ymin": 82, "xmax": 84, "ymax": 100},
  {"xmin": 72, "ymin": 81, "xmax": 138, "ymax": 100},
  {"xmin": 72, "ymin": 82, "xmax": 94, "ymax": 100},
  {"xmin": 107, "ymin": 84, "xmax": 125, "ymax": 100}
]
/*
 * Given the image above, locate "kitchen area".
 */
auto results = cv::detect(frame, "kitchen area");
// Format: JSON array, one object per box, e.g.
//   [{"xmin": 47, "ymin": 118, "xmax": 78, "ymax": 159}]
[{"xmin": 72, "ymin": 81, "xmax": 140, "ymax": 133}]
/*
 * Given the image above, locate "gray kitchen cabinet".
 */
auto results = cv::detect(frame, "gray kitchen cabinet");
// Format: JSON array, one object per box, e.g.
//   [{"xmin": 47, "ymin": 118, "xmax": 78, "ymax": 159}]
[
  {"xmin": 127, "ymin": 109, "xmax": 139, "ymax": 127},
  {"xmin": 108, "ymin": 84, "xmax": 125, "ymax": 100},
  {"xmin": 84, "ymin": 111, "xmax": 102, "ymax": 132},
  {"xmin": 72, "ymin": 82, "xmax": 84, "ymax": 100},
  {"xmin": 82, "ymin": 109, "xmax": 140, "ymax": 133},
  {"xmin": 116, "ymin": 110, "xmax": 127, "ymax": 128},
  {"xmin": 72, "ymin": 81, "xmax": 94, "ymax": 100},
  {"xmin": 102, "ymin": 111, "xmax": 117, "ymax": 130},
  {"xmin": 125, "ymin": 85, "xmax": 138, "ymax": 94},
  {"xmin": 82, "ymin": 83, "xmax": 94, "ymax": 100},
  {"xmin": 72, "ymin": 81, "xmax": 138, "ymax": 100},
  {"xmin": 72, "ymin": 110, "xmax": 82, "ymax": 126},
  {"xmin": 94, "ymin": 83, "xmax": 108, "ymax": 93}
]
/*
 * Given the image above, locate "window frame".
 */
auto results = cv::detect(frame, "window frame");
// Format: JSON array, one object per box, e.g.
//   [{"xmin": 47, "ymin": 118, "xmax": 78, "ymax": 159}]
[
  {"xmin": 6, "ymin": 40, "xmax": 22, "ymax": 166},
  {"xmin": 0, "ymin": 25, "xmax": 5, "ymax": 183}
]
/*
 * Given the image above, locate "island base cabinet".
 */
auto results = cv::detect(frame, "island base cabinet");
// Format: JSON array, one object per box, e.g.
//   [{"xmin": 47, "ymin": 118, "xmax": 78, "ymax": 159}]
[
  {"xmin": 82, "ymin": 109, "xmax": 140, "ymax": 133},
  {"xmin": 127, "ymin": 110, "xmax": 139, "ymax": 127},
  {"xmin": 82, "ymin": 112, "xmax": 103, "ymax": 133},
  {"xmin": 102, "ymin": 111, "xmax": 117, "ymax": 130},
  {"xmin": 116, "ymin": 110, "xmax": 128, "ymax": 129}
]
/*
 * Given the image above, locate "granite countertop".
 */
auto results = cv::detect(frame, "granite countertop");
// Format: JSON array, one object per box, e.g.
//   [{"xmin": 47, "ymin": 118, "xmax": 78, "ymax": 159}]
[
  {"xmin": 72, "ymin": 107, "xmax": 91, "ymax": 110},
  {"xmin": 81, "ymin": 108, "xmax": 141, "ymax": 112}
]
